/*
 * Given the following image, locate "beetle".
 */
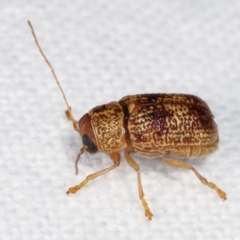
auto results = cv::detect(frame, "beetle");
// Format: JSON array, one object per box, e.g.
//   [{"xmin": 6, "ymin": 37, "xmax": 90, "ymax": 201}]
[{"xmin": 28, "ymin": 21, "xmax": 226, "ymax": 220}]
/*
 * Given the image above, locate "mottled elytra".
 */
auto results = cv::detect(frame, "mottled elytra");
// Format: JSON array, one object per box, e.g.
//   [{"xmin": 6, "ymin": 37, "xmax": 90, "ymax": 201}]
[{"xmin": 28, "ymin": 21, "xmax": 226, "ymax": 220}]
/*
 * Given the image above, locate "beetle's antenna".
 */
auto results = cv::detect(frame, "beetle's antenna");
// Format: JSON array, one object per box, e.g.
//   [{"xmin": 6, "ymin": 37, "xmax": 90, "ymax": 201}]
[
  {"xmin": 75, "ymin": 145, "xmax": 88, "ymax": 175},
  {"xmin": 27, "ymin": 21, "xmax": 73, "ymax": 117}
]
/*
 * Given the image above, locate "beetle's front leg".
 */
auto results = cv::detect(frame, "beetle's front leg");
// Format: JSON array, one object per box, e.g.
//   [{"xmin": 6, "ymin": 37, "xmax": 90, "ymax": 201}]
[
  {"xmin": 160, "ymin": 157, "xmax": 227, "ymax": 200},
  {"xmin": 124, "ymin": 150, "xmax": 153, "ymax": 220},
  {"xmin": 67, "ymin": 152, "xmax": 121, "ymax": 194}
]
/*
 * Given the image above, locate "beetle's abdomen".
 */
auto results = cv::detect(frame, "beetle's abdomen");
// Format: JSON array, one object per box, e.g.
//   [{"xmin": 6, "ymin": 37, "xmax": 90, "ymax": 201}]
[{"xmin": 120, "ymin": 94, "xmax": 219, "ymax": 157}]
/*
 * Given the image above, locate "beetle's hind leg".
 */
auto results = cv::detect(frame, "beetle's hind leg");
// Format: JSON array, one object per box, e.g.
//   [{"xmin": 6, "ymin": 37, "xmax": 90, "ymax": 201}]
[
  {"xmin": 125, "ymin": 150, "xmax": 153, "ymax": 220},
  {"xmin": 160, "ymin": 157, "xmax": 227, "ymax": 200}
]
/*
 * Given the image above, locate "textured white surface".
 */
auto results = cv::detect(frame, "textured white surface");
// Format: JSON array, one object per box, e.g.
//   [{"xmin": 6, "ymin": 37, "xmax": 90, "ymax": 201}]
[{"xmin": 1, "ymin": 0, "xmax": 240, "ymax": 239}]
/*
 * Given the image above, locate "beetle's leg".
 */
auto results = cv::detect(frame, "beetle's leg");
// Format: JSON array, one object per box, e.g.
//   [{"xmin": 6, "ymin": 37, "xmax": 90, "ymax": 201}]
[
  {"xmin": 160, "ymin": 157, "xmax": 227, "ymax": 200},
  {"xmin": 125, "ymin": 151, "xmax": 153, "ymax": 220},
  {"xmin": 65, "ymin": 107, "xmax": 79, "ymax": 132},
  {"xmin": 67, "ymin": 152, "xmax": 121, "ymax": 194}
]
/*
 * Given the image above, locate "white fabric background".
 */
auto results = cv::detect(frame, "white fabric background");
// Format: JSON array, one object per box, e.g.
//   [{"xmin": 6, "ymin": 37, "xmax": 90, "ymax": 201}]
[{"xmin": 0, "ymin": 1, "xmax": 240, "ymax": 239}]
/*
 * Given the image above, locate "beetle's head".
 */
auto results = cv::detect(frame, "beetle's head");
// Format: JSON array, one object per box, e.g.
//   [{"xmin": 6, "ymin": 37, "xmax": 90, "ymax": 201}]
[{"xmin": 78, "ymin": 113, "xmax": 99, "ymax": 154}]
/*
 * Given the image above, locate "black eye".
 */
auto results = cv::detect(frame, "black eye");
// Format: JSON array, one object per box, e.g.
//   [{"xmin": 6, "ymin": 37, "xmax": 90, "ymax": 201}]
[{"xmin": 82, "ymin": 135, "xmax": 97, "ymax": 153}]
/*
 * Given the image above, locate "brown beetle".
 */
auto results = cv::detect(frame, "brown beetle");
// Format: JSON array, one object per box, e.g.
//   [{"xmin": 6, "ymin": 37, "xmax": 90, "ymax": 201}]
[{"xmin": 28, "ymin": 21, "xmax": 226, "ymax": 220}]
